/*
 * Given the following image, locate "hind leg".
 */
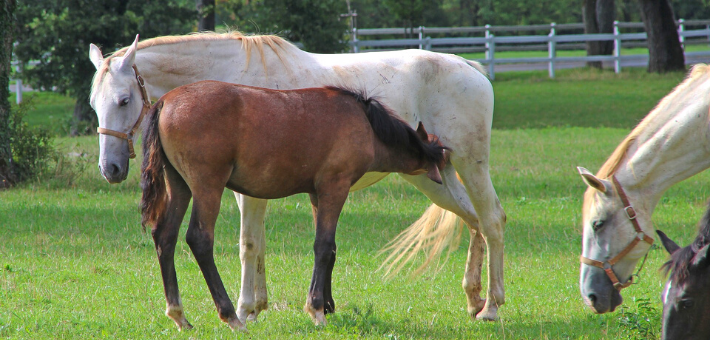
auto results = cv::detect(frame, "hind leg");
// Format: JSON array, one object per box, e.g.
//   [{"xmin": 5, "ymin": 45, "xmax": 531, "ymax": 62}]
[
  {"xmin": 186, "ymin": 185, "xmax": 244, "ymax": 331},
  {"xmin": 234, "ymin": 194, "xmax": 269, "ymax": 323},
  {"xmin": 400, "ymin": 166, "xmax": 486, "ymax": 316},
  {"xmin": 450, "ymin": 154, "xmax": 506, "ymax": 321},
  {"xmin": 152, "ymin": 165, "xmax": 193, "ymax": 330}
]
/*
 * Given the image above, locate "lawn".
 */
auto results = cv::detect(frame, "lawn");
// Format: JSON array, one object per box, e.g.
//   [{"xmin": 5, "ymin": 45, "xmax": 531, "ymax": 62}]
[{"xmin": 1, "ymin": 68, "xmax": 705, "ymax": 339}]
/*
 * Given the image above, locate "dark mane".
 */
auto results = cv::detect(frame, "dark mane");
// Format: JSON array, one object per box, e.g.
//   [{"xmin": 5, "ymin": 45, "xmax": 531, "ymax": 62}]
[
  {"xmin": 662, "ymin": 199, "xmax": 710, "ymax": 284},
  {"xmin": 325, "ymin": 86, "xmax": 447, "ymax": 167}
]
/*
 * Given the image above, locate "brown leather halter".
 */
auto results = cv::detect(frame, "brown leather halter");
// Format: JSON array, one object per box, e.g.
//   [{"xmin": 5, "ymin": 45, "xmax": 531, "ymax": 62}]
[
  {"xmin": 96, "ymin": 65, "xmax": 151, "ymax": 159},
  {"xmin": 580, "ymin": 175, "xmax": 655, "ymax": 291}
]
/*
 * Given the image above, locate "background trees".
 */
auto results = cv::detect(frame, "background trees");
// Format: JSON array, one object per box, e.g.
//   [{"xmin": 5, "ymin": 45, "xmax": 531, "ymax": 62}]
[
  {"xmin": 14, "ymin": 0, "xmax": 195, "ymax": 135},
  {"xmin": 1, "ymin": 0, "xmax": 17, "ymax": 187}
]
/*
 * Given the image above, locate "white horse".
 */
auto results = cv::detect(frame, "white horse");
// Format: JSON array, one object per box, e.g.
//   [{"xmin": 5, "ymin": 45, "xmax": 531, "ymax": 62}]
[
  {"xmin": 89, "ymin": 33, "xmax": 506, "ymax": 330},
  {"xmin": 577, "ymin": 64, "xmax": 710, "ymax": 314}
]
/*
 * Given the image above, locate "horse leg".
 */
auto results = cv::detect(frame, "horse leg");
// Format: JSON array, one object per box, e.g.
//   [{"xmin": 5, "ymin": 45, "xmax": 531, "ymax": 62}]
[
  {"xmin": 308, "ymin": 193, "xmax": 337, "ymax": 316},
  {"xmin": 186, "ymin": 186, "xmax": 244, "ymax": 331},
  {"xmin": 399, "ymin": 166, "xmax": 486, "ymax": 317},
  {"xmin": 234, "ymin": 193, "xmax": 269, "ymax": 323},
  {"xmin": 152, "ymin": 165, "xmax": 193, "ymax": 330},
  {"xmin": 450, "ymin": 153, "xmax": 506, "ymax": 321},
  {"xmin": 304, "ymin": 185, "xmax": 349, "ymax": 325}
]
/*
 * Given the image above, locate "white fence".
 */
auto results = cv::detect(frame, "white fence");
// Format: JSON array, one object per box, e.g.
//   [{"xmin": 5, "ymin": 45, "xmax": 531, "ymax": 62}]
[{"xmin": 350, "ymin": 19, "xmax": 710, "ymax": 80}]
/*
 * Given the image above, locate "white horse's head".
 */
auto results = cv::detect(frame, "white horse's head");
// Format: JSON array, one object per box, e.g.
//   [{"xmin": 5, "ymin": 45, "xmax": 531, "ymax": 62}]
[
  {"xmin": 577, "ymin": 167, "xmax": 654, "ymax": 314},
  {"xmin": 89, "ymin": 35, "xmax": 145, "ymax": 183}
]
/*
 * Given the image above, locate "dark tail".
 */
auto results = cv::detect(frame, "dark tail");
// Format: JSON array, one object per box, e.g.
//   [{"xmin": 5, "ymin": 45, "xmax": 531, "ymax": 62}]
[
  {"xmin": 140, "ymin": 100, "xmax": 167, "ymax": 231},
  {"xmin": 327, "ymin": 86, "xmax": 447, "ymax": 167}
]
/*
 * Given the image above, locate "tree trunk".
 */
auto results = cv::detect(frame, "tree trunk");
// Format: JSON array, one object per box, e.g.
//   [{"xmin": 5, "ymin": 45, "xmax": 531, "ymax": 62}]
[
  {"xmin": 583, "ymin": 0, "xmax": 615, "ymax": 69},
  {"xmin": 637, "ymin": 0, "xmax": 685, "ymax": 73},
  {"xmin": 196, "ymin": 0, "xmax": 215, "ymax": 32},
  {"xmin": 0, "ymin": 0, "xmax": 17, "ymax": 188},
  {"xmin": 70, "ymin": 99, "xmax": 96, "ymax": 136}
]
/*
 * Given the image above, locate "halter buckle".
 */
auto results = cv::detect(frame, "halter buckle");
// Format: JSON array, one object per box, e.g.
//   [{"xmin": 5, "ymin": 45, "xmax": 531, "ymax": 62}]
[{"xmin": 624, "ymin": 206, "xmax": 637, "ymax": 220}]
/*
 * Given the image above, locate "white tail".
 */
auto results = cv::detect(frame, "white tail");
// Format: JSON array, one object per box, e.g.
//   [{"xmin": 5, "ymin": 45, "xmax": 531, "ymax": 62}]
[{"xmin": 379, "ymin": 203, "xmax": 465, "ymax": 277}]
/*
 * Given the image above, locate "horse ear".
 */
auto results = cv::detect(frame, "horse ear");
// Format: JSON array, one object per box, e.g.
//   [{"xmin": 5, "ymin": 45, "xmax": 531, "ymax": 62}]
[
  {"xmin": 657, "ymin": 230, "xmax": 681, "ymax": 254},
  {"xmin": 692, "ymin": 244, "xmax": 710, "ymax": 268},
  {"xmin": 426, "ymin": 163, "xmax": 443, "ymax": 185},
  {"xmin": 577, "ymin": 166, "xmax": 610, "ymax": 193},
  {"xmin": 416, "ymin": 122, "xmax": 430, "ymax": 141},
  {"xmin": 117, "ymin": 34, "xmax": 140, "ymax": 72},
  {"xmin": 89, "ymin": 44, "xmax": 104, "ymax": 70}
]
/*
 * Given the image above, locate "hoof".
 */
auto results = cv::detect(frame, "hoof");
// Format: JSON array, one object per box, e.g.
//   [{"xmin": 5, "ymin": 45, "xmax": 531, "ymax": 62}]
[
  {"xmin": 467, "ymin": 298, "xmax": 486, "ymax": 318},
  {"xmin": 226, "ymin": 314, "xmax": 247, "ymax": 332},
  {"xmin": 177, "ymin": 321, "xmax": 194, "ymax": 331},
  {"xmin": 304, "ymin": 304, "xmax": 327, "ymax": 326},
  {"xmin": 475, "ymin": 306, "xmax": 499, "ymax": 321},
  {"xmin": 166, "ymin": 305, "xmax": 193, "ymax": 331}
]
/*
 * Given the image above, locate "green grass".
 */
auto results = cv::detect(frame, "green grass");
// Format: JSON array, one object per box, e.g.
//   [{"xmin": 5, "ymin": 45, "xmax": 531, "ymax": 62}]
[
  {"xmin": 1, "ymin": 69, "xmax": 701, "ymax": 339},
  {"xmin": 8, "ymin": 92, "xmax": 75, "ymax": 136}
]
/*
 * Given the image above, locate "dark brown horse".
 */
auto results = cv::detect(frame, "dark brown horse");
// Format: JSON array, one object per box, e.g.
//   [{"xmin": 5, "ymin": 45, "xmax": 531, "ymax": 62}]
[
  {"xmin": 658, "ymin": 202, "xmax": 710, "ymax": 340},
  {"xmin": 140, "ymin": 80, "xmax": 447, "ymax": 330}
]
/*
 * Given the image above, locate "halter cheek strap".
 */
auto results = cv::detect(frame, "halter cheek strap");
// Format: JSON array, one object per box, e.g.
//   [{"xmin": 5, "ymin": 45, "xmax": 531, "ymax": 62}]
[
  {"xmin": 97, "ymin": 65, "xmax": 151, "ymax": 159},
  {"xmin": 579, "ymin": 175, "xmax": 655, "ymax": 291}
]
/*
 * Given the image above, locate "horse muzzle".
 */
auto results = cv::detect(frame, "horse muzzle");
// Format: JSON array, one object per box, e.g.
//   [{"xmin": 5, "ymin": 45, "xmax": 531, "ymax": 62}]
[
  {"xmin": 99, "ymin": 161, "xmax": 128, "ymax": 184},
  {"xmin": 580, "ymin": 266, "xmax": 624, "ymax": 313}
]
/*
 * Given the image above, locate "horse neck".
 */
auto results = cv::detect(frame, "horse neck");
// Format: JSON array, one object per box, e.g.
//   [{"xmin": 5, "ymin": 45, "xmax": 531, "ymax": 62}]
[
  {"xmin": 371, "ymin": 143, "xmax": 426, "ymax": 174},
  {"xmin": 133, "ymin": 38, "xmax": 321, "ymax": 97},
  {"xmin": 614, "ymin": 74, "xmax": 710, "ymax": 211}
]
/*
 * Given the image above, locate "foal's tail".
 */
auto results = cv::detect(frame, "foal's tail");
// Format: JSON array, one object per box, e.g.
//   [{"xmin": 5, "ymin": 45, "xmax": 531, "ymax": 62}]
[
  {"xmin": 140, "ymin": 100, "xmax": 167, "ymax": 230},
  {"xmin": 328, "ymin": 87, "xmax": 447, "ymax": 167}
]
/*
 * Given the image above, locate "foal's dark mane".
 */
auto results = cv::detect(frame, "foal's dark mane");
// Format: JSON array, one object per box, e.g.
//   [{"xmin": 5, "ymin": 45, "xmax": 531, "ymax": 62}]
[
  {"xmin": 663, "ymin": 200, "xmax": 710, "ymax": 284},
  {"xmin": 325, "ymin": 86, "xmax": 447, "ymax": 168}
]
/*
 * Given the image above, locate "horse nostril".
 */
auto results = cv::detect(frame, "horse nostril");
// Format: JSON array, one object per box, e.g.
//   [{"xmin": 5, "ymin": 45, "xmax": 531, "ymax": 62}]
[
  {"xmin": 107, "ymin": 163, "xmax": 121, "ymax": 178},
  {"xmin": 588, "ymin": 293, "xmax": 597, "ymax": 305}
]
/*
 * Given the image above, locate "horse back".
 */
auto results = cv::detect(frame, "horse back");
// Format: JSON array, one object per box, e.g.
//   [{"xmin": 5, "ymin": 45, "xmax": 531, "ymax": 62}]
[{"xmin": 157, "ymin": 81, "xmax": 376, "ymax": 199}]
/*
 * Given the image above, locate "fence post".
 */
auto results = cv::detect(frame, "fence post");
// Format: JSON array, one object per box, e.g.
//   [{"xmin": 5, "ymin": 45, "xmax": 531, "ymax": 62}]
[
  {"xmin": 678, "ymin": 18, "xmax": 685, "ymax": 47},
  {"xmin": 485, "ymin": 25, "xmax": 495, "ymax": 80},
  {"xmin": 425, "ymin": 36, "xmax": 431, "ymax": 51},
  {"xmin": 613, "ymin": 21, "xmax": 621, "ymax": 74},
  {"xmin": 548, "ymin": 22, "xmax": 556, "ymax": 79},
  {"xmin": 15, "ymin": 63, "xmax": 22, "ymax": 104},
  {"xmin": 352, "ymin": 28, "xmax": 360, "ymax": 53},
  {"xmin": 419, "ymin": 26, "xmax": 424, "ymax": 49}
]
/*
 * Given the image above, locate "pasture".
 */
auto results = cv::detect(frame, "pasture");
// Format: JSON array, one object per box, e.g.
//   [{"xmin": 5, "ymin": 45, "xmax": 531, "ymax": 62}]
[{"xmin": 1, "ymin": 68, "xmax": 706, "ymax": 339}]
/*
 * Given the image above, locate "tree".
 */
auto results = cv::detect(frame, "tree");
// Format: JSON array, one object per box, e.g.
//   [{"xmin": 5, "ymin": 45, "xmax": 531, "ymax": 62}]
[
  {"xmin": 226, "ymin": 0, "xmax": 348, "ymax": 53},
  {"xmin": 637, "ymin": 0, "xmax": 685, "ymax": 73},
  {"xmin": 583, "ymin": 0, "xmax": 615, "ymax": 68},
  {"xmin": 197, "ymin": 0, "xmax": 216, "ymax": 31},
  {"xmin": 14, "ymin": 0, "xmax": 195, "ymax": 135},
  {"xmin": 0, "ymin": 0, "xmax": 17, "ymax": 188}
]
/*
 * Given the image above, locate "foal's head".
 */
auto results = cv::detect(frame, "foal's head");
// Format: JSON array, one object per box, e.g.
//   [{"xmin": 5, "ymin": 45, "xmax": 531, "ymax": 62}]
[
  {"xmin": 89, "ymin": 35, "xmax": 146, "ymax": 183},
  {"xmin": 659, "ymin": 227, "xmax": 710, "ymax": 340}
]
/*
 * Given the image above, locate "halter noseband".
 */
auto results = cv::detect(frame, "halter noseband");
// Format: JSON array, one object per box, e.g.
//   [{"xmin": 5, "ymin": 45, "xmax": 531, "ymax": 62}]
[
  {"xmin": 96, "ymin": 65, "xmax": 151, "ymax": 159},
  {"xmin": 580, "ymin": 175, "xmax": 655, "ymax": 291}
]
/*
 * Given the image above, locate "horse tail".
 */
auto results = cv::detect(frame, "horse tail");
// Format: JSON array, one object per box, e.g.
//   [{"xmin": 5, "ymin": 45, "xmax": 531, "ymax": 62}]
[
  {"xmin": 378, "ymin": 203, "xmax": 466, "ymax": 277},
  {"xmin": 140, "ymin": 99, "xmax": 167, "ymax": 231},
  {"xmin": 327, "ymin": 86, "xmax": 447, "ymax": 166},
  {"xmin": 464, "ymin": 59, "xmax": 488, "ymax": 78}
]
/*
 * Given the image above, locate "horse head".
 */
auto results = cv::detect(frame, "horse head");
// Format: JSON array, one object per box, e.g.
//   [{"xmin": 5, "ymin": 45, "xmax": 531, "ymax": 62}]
[
  {"xmin": 89, "ymin": 35, "xmax": 147, "ymax": 183},
  {"xmin": 658, "ymin": 230, "xmax": 710, "ymax": 340},
  {"xmin": 577, "ymin": 167, "xmax": 655, "ymax": 314}
]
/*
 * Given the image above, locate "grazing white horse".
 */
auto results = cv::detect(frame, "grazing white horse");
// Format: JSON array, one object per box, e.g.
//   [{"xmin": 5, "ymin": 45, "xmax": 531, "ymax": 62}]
[
  {"xmin": 577, "ymin": 64, "xmax": 710, "ymax": 314},
  {"xmin": 89, "ymin": 33, "xmax": 506, "ymax": 330}
]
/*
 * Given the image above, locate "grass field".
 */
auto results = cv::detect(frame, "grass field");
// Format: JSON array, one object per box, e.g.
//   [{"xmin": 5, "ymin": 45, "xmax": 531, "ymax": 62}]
[{"xmin": 2, "ymin": 68, "xmax": 707, "ymax": 339}]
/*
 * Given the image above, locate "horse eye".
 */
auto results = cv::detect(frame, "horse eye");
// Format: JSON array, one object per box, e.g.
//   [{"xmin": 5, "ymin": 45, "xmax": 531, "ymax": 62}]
[
  {"xmin": 119, "ymin": 98, "xmax": 130, "ymax": 107},
  {"xmin": 680, "ymin": 299, "xmax": 695, "ymax": 309},
  {"xmin": 592, "ymin": 220, "xmax": 605, "ymax": 232}
]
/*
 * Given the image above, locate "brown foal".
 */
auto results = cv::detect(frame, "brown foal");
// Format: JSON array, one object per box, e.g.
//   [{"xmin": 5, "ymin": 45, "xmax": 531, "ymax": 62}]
[{"xmin": 140, "ymin": 80, "xmax": 447, "ymax": 330}]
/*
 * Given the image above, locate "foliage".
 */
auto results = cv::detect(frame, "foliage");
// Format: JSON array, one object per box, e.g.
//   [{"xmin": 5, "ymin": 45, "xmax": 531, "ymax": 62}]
[
  {"xmin": 617, "ymin": 298, "xmax": 660, "ymax": 339},
  {"xmin": 222, "ymin": 0, "xmax": 348, "ymax": 53},
  {"xmin": 7, "ymin": 99, "xmax": 53, "ymax": 183},
  {"xmin": 13, "ymin": 0, "xmax": 196, "ymax": 133}
]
